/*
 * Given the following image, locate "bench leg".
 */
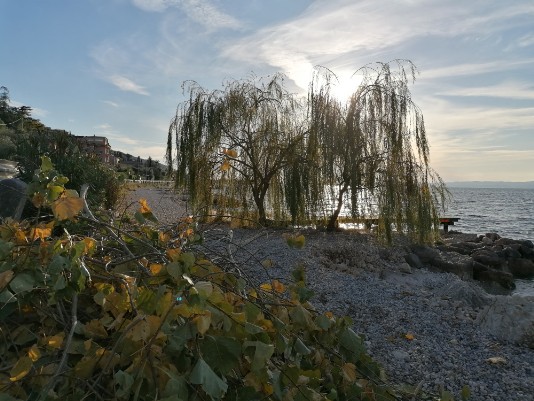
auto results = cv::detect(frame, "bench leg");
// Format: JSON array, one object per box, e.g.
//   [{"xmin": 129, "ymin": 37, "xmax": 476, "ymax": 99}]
[{"xmin": 443, "ymin": 223, "xmax": 449, "ymax": 233}]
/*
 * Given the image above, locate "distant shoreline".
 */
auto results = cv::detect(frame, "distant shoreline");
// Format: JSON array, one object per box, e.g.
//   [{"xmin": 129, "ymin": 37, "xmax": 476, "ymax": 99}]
[{"xmin": 446, "ymin": 181, "xmax": 534, "ymax": 189}]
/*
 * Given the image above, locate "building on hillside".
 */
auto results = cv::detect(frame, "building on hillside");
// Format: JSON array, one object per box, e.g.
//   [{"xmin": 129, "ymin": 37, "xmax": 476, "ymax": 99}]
[{"xmin": 75, "ymin": 135, "xmax": 118, "ymax": 164}]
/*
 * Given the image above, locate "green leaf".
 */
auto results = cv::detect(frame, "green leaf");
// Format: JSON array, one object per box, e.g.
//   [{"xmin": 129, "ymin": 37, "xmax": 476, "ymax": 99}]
[
  {"xmin": 244, "ymin": 322, "xmax": 264, "ymax": 335},
  {"xmin": 9, "ymin": 273, "xmax": 35, "ymax": 293},
  {"xmin": 166, "ymin": 262, "xmax": 183, "ymax": 279},
  {"xmin": 0, "ymin": 240, "xmax": 14, "ymax": 260},
  {"xmin": 53, "ymin": 275, "xmax": 66, "ymax": 291},
  {"xmin": 163, "ymin": 375, "xmax": 189, "ymax": 399},
  {"xmin": 461, "ymin": 385, "xmax": 471, "ymax": 401},
  {"xmin": 115, "ymin": 370, "xmax": 134, "ymax": 398},
  {"xmin": 0, "ymin": 289, "xmax": 16, "ymax": 303},
  {"xmin": 47, "ymin": 185, "xmax": 64, "ymax": 202},
  {"xmin": 179, "ymin": 252, "xmax": 196, "ymax": 270},
  {"xmin": 40, "ymin": 156, "xmax": 53, "ymax": 173},
  {"xmin": 200, "ymin": 335, "xmax": 241, "ymax": 375},
  {"xmin": 338, "ymin": 328, "xmax": 365, "ymax": 362},
  {"xmin": 244, "ymin": 341, "xmax": 274, "ymax": 372},
  {"xmin": 315, "ymin": 315, "xmax": 333, "ymax": 331},
  {"xmin": 189, "ymin": 358, "xmax": 228, "ymax": 400},
  {"xmin": 294, "ymin": 337, "xmax": 311, "ymax": 355}
]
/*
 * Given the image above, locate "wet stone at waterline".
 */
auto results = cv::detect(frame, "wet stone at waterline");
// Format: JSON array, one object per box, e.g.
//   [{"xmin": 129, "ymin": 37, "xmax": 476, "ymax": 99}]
[{"xmin": 0, "ymin": 178, "xmax": 28, "ymax": 221}]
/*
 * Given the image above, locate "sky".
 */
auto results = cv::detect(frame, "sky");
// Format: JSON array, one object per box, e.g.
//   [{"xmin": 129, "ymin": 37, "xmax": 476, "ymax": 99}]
[{"xmin": 1, "ymin": 0, "xmax": 533, "ymax": 182}]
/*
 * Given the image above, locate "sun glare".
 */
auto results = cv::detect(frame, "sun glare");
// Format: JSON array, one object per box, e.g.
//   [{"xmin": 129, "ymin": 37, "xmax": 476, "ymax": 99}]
[{"xmin": 330, "ymin": 74, "xmax": 363, "ymax": 103}]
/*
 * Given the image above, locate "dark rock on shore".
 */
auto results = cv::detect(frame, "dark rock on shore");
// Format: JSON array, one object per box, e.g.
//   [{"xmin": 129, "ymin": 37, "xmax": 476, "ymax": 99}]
[{"xmin": 410, "ymin": 231, "xmax": 534, "ymax": 293}]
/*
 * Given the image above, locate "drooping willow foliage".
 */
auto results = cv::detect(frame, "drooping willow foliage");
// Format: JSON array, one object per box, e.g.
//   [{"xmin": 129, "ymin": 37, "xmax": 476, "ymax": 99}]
[
  {"xmin": 167, "ymin": 61, "xmax": 447, "ymax": 242},
  {"xmin": 307, "ymin": 61, "xmax": 447, "ymax": 242},
  {"xmin": 167, "ymin": 74, "xmax": 306, "ymax": 225}
]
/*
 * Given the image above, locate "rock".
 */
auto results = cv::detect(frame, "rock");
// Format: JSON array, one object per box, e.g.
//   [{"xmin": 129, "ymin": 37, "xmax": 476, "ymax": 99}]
[
  {"xmin": 435, "ymin": 280, "xmax": 489, "ymax": 309},
  {"xmin": 398, "ymin": 262, "xmax": 412, "ymax": 274},
  {"xmin": 432, "ymin": 251, "xmax": 473, "ymax": 280},
  {"xmin": 477, "ymin": 295, "xmax": 534, "ymax": 348},
  {"xmin": 0, "ymin": 178, "xmax": 27, "ymax": 221},
  {"xmin": 508, "ymin": 259, "xmax": 534, "ymax": 279},
  {"xmin": 481, "ymin": 236, "xmax": 494, "ymax": 246},
  {"xmin": 494, "ymin": 237, "xmax": 516, "ymax": 247},
  {"xmin": 502, "ymin": 247, "xmax": 522, "ymax": 259},
  {"xmin": 410, "ymin": 245, "xmax": 440, "ymax": 264},
  {"xmin": 471, "ymin": 249, "xmax": 505, "ymax": 268},
  {"xmin": 476, "ymin": 269, "xmax": 516, "ymax": 293},
  {"xmin": 404, "ymin": 253, "xmax": 423, "ymax": 268},
  {"xmin": 485, "ymin": 233, "xmax": 501, "ymax": 242}
]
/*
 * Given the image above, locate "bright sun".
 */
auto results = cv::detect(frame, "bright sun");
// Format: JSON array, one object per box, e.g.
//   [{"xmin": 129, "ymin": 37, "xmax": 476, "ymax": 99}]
[{"xmin": 330, "ymin": 74, "xmax": 364, "ymax": 103}]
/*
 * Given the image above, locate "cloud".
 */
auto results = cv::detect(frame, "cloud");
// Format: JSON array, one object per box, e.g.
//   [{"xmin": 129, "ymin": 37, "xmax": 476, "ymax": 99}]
[
  {"xmin": 437, "ymin": 81, "xmax": 534, "ymax": 100},
  {"xmin": 108, "ymin": 75, "xmax": 150, "ymax": 95},
  {"xmin": 102, "ymin": 100, "xmax": 120, "ymax": 108},
  {"xmin": 132, "ymin": 0, "xmax": 241, "ymax": 31},
  {"xmin": 422, "ymin": 59, "xmax": 534, "ymax": 80},
  {"xmin": 222, "ymin": 1, "xmax": 534, "ymax": 91}
]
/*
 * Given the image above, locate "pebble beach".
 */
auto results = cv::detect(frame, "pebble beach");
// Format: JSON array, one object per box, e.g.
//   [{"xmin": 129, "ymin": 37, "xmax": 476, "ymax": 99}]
[{"xmin": 122, "ymin": 186, "xmax": 534, "ymax": 401}]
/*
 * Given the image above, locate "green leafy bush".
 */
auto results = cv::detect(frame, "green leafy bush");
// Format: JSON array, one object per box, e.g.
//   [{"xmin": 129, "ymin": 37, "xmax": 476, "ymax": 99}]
[
  {"xmin": 0, "ymin": 158, "xmax": 466, "ymax": 401},
  {"xmin": 0, "ymin": 158, "xmax": 396, "ymax": 401}
]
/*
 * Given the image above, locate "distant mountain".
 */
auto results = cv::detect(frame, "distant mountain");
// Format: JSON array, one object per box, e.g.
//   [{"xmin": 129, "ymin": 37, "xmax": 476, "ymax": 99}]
[{"xmin": 446, "ymin": 181, "xmax": 534, "ymax": 189}]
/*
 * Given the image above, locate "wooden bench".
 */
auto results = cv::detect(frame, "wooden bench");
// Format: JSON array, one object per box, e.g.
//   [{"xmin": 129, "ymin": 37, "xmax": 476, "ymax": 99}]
[
  {"xmin": 337, "ymin": 216, "xmax": 460, "ymax": 232},
  {"xmin": 439, "ymin": 217, "xmax": 460, "ymax": 232}
]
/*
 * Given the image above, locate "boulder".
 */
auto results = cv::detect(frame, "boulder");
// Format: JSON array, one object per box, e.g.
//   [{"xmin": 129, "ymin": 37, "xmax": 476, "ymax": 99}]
[
  {"xmin": 508, "ymin": 258, "xmax": 534, "ymax": 279},
  {"xmin": 471, "ymin": 249, "xmax": 505, "ymax": 268},
  {"xmin": 432, "ymin": 251, "xmax": 473, "ymax": 280},
  {"xmin": 476, "ymin": 269, "xmax": 515, "ymax": 293},
  {"xmin": 0, "ymin": 179, "xmax": 27, "ymax": 221},
  {"xmin": 436, "ymin": 280, "xmax": 490, "ymax": 309},
  {"xmin": 410, "ymin": 245, "xmax": 440, "ymax": 264},
  {"xmin": 477, "ymin": 295, "xmax": 534, "ymax": 348},
  {"xmin": 484, "ymin": 232, "xmax": 501, "ymax": 242},
  {"xmin": 404, "ymin": 253, "xmax": 423, "ymax": 268}
]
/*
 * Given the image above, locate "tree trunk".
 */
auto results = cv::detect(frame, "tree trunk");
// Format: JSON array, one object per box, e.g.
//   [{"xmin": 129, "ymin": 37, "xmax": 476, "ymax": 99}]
[{"xmin": 326, "ymin": 184, "xmax": 349, "ymax": 231}]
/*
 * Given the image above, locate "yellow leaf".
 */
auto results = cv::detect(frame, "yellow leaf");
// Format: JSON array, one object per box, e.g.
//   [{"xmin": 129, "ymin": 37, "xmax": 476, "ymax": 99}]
[
  {"xmin": 150, "ymin": 263, "xmax": 165, "ymax": 275},
  {"xmin": 84, "ymin": 319, "xmax": 109, "ymax": 339},
  {"xmin": 30, "ymin": 226, "xmax": 52, "ymax": 241},
  {"xmin": 325, "ymin": 311, "xmax": 334, "ymax": 319},
  {"xmin": 166, "ymin": 248, "xmax": 181, "ymax": 262},
  {"xmin": 14, "ymin": 229, "xmax": 27, "ymax": 243},
  {"xmin": 138, "ymin": 198, "xmax": 151, "ymax": 214},
  {"xmin": 342, "ymin": 363, "xmax": 357, "ymax": 383},
  {"xmin": 0, "ymin": 270, "xmax": 14, "ymax": 291},
  {"xmin": 28, "ymin": 345, "xmax": 41, "ymax": 362},
  {"xmin": 159, "ymin": 231, "xmax": 171, "ymax": 243},
  {"xmin": 272, "ymin": 280, "xmax": 285, "ymax": 294},
  {"xmin": 82, "ymin": 237, "xmax": 96, "ymax": 254},
  {"xmin": 263, "ymin": 383, "xmax": 274, "ymax": 395},
  {"xmin": 405, "ymin": 333, "xmax": 415, "ymax": 341},
  {"xmin": 9, "ymin": 356, "xmax": 33, "ymax": 382},
  {"xmin": 223, "ymin": 148, "xmax": 238, "ymax": 158},
  {"xmin": 52, "ymin": 195, "xmax": 84, "ymax": 221},
  {"xmin": 259, "ymin": 283, "xmax": 272, "ymax": 292},
  {"xmin": 220, "ymin": 159, "xmax": 231, "ymax": 171},
  {"xmin": 47, "ymin": 333, "xmax": 65, "ymax": 349},
  {"xmin": 193, "ymin": 312, "xmax": 212, "ymax": 335}
]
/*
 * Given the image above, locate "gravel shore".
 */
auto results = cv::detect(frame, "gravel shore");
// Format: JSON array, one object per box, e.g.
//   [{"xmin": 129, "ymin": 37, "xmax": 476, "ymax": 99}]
[{"xmin": 123, "ymin": 186, "xmax": 534, "ymax": 401}]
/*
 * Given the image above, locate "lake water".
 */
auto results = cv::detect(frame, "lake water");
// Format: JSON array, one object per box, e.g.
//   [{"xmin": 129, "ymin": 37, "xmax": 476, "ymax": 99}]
[{"xmin": 445, "ymin": 187, "xmax": 534, "ymax": 296}]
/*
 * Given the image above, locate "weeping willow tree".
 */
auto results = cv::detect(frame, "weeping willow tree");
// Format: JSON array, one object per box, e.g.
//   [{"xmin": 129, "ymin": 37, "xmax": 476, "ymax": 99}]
[
  {"xmin": 307, "ymin": 61, "xmax": 447, "ymax": 242},
  {"xmin": 167, "ymin": 74, "xmax": 305, "ymax": 225}
]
